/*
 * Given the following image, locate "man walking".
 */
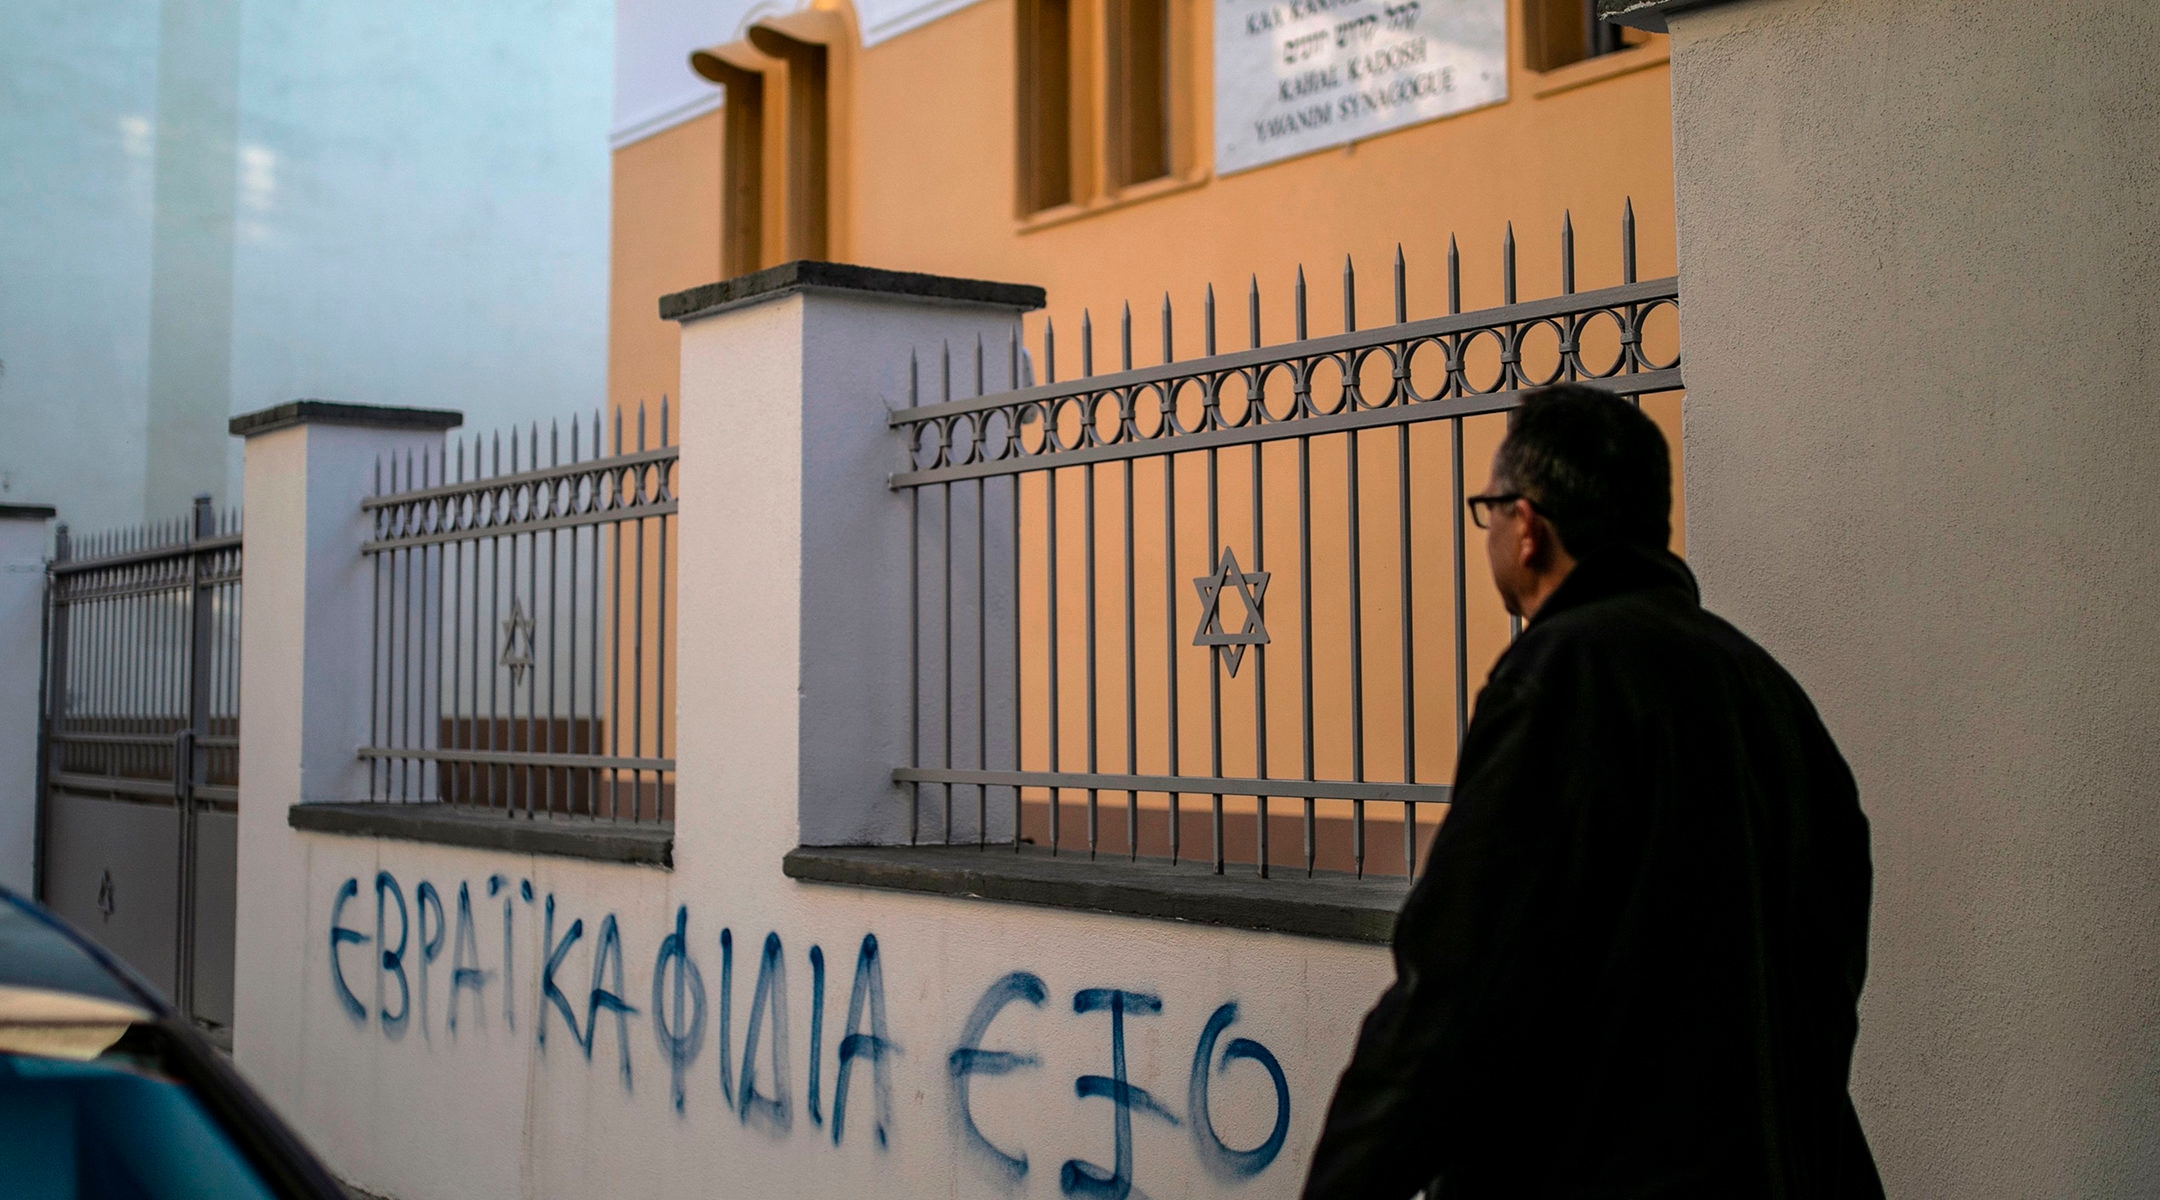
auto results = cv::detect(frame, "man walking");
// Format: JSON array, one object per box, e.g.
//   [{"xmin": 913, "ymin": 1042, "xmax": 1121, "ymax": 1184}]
[{"xmin": 1303, "ymin": 385, "xmax": 1882, "ymax": 1198}]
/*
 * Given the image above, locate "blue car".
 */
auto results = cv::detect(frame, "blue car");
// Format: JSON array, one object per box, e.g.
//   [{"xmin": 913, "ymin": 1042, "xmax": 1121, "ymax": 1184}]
[{"xmin": 0, "ymin": 887, "xmax": 348, "ymax": 1199}]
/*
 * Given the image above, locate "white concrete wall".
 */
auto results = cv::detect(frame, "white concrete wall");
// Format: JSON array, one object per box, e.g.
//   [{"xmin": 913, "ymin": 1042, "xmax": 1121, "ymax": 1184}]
[
  {"xmin": 1664, "ymin": 1, "xmax": 2160, "ymax": 1194},
  {"xmin": 0, "ymin": 513, "xmax": 52, "ymax": 894},
  {"xmin": 232, "ymin": 292, "xmax": 1396, "ymax": 1199},
  {"xmin": 252, "ymin": 835, "xmax": 1386, "ymax": 1200}
]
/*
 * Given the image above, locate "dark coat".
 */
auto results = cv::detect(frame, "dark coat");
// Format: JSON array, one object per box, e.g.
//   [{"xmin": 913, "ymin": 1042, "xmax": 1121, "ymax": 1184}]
[{"xmin": 1303, "ymin": 547, "xmax": 1882, "ymax": 1200}]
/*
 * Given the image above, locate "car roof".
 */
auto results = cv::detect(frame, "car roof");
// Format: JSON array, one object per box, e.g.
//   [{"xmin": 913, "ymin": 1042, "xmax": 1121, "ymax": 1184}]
[{"xmin": 0, "ymin": 887, "xmax": 158, "ymax": 1010}]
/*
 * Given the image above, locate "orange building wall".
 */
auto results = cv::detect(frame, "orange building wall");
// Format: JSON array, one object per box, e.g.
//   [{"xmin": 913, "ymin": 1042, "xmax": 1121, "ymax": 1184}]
[
  {"xmin": 610, "ymin": 0, "xmax": 1676, "ymax": 421},
  {"xmin": 609, "ymin": 0, "xmax": 1680, "ymax": 871}
]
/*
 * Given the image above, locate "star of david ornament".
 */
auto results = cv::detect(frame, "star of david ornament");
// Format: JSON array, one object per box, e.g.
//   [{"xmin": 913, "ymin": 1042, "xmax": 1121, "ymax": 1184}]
[
  {"xmin": 500, "ymin": 599, "xmax": 535, "ymax": 687},
  {"xmin": 1193, "ymin": 548, "xmax": 1270, "ymax": 677}
]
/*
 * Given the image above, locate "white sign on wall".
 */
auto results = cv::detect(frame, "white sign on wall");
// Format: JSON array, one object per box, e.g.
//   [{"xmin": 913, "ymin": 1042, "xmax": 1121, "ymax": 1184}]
[{"xmin": 1213, "ymin": 0, "xmax": 1506, "ymax": 175}]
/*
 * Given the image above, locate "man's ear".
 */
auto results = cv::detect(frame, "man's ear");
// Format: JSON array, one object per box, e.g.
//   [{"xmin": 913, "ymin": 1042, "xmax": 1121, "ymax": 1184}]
[{"xmin": 1519, "ymin": 504, "xmax": 1554, "ymax": 569}]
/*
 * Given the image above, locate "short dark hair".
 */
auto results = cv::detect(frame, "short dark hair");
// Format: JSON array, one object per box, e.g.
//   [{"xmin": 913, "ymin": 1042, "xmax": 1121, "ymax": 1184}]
[{"xmin": 1494, "ymin": 384, "xmax": 1671, "ymax": 559}]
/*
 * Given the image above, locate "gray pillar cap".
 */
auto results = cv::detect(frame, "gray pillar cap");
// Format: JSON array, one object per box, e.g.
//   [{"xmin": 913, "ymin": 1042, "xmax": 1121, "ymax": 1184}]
[
  {"xmin": 229, "ymin": 400, "xmax": 465, "ymax": 439},
  {"xmin": 661, "ymin": 260, "xmax": 1046, "ymax": 324}
]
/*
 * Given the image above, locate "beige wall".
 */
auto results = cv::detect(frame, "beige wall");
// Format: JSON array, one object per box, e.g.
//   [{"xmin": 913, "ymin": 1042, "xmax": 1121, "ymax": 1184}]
[{"xmin": 1666, "ymin": 0, "xmax": 2160, "ymax": 1193}]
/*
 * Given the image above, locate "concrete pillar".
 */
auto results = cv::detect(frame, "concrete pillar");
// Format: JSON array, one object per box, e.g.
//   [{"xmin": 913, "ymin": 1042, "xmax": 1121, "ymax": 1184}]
[
  {"xmin": 226, "ymin": 401, "xmax": 459, "ymax": 1099},
  {"xmin": 0, "ymin": 504, "xmax": 55, "ymax": 895},
  {"xmin": 664, "ymin": 263, "xmax": 1042, "ymax": 879},
  {"xmin": 1613, "ymin": 0, "xmax": 2160, "ymax": 1193}
]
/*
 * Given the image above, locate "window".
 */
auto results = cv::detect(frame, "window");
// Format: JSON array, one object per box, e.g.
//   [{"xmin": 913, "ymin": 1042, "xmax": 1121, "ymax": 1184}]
[
  {"xmin": 1018, "ymin": 0, "xmax": 1075, "ymax": 212},
  {"xmin": 699, "ymin": 56, "xmax": 767, "ymax": 276},
  {"xmin": 749, "ymin": 27, "xmax": 831, "ymax": 261},
  {"xmin": 1524, "ymin": 0, "xmax": 1647, "ymax": 73},
  {"xmin": 1017, "ymin": 0, "xmax": 1182, "ymax": 217},
  {"xmin": 1107, "ymin": 0, "xmax": 1170, "ymax": 187},
  {"xmin": 693, "ymin": 14, "xmax": 846, "ymax": 275}
]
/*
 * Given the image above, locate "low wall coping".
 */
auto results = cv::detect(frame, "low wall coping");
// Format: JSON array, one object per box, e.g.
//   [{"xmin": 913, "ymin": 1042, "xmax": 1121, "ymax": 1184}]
[
  {"xmin": 288, "ymin": 803, "xmax": 672, "ymax": 867},
  {"xmin": 784, "ymin": 844, "xmax": 1406, "ymax": 944}
]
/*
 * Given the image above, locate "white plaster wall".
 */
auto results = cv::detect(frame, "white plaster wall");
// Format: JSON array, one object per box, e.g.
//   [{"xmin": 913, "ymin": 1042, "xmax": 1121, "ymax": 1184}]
[
  {"xmin": 262, "ymin": 835, "xmax": 1388, "ymax": 1200},
  {"xmin": 0, "ymin": 517, "xmax": 50, "ymax": 893},
  {"xmin": 1666, "ymin": 1, "xmax": 2160, "ymax": 1194}
]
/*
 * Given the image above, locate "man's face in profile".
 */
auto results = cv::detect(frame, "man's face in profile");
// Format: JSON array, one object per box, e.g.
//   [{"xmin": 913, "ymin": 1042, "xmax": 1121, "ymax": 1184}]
[{"xmin": 1483, "ymin": 449, "xmax": 1534, "ymax": 618}]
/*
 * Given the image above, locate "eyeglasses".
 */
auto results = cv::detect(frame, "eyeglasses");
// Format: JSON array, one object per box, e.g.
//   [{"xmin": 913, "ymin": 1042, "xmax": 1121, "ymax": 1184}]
[{"xmin": 1466, "ymin": 492, "xmax": 1534, "ymax": 529}]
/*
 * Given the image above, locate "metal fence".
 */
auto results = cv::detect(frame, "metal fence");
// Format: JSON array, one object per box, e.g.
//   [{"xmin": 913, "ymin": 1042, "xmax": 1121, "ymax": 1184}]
[
  {"xmin": 891, "ymin": 203, "xmax": 1682, "ymax": 879},
  {"xmin": 359, "ymin": 404, "xmax": 677, "ymax": 822},
  {"xmin": 41, "ymin": 495, "xmax": 242, "ymax": 1024}
]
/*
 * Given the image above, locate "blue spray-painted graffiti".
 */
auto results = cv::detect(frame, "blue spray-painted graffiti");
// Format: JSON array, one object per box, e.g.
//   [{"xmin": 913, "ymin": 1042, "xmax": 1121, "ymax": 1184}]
[
  {"xmin": 327, "ymin": 873, "xmax": 1292, "ymax": 1193},
  {"xmin": 1063, "ymin": 989, "xmax": 1183, "ymax": 1199},
  {"xmin": 949, "ymin": 971, "xmax": 1047, "ymax": 1184},
  {"xmin": 1189, "ymin": 1004, "xmax": 1291, "ymax": 1181},
  {"xmin": 652, "ymin": 906, "xmax": 707, "ymax": 1113}
]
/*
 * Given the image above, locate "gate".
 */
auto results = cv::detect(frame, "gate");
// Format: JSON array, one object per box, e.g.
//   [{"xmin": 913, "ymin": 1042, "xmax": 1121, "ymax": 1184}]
[{"xmin": 38, "ymin": 495, "xmax": 241, "ymax": 1034}]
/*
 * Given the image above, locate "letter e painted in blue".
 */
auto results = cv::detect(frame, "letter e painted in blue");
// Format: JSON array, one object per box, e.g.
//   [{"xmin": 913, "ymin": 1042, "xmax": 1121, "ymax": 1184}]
[
  {"xmin": 1188, "ymin": 1003, "xmax": 1290, "ymax": 1180},
  {"xmin": 328, "ymin": 878, "xmax": 369, "ymax": 1024},
  {"xmin": 947, "ymin": 971, "xmax": 1045, "ymax": 1182}
]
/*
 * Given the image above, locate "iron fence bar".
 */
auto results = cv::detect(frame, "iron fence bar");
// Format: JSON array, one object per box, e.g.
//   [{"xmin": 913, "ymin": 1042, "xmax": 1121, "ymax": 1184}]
[
  {"xmin": 451, "ymin": 448, "xmax": 466, "ymax": 808},
  {"xmin": 1084, "ymin": 455, "xmax": 1097, "ymax": 859},
  {"xmin": 890, "ymin": 370, "xmax": 1683, "ymax": 488},
  {"xmin": 360, "ymin": 498, "xmax": 678, "ymax": 554},
  {"xmin": 1298, "ymin": 436, "xmax": 1315, "ymax": 871},
  {"xmin": 358, "ymin": 747, "xmax": 673, "ymax": 771},
  {"xmin": 1046, "ymin": 468, "xmax": 1060, "ymax": 854},
  {"xmin": 1347, "ymin": 430, "xmax": 1367, "ymax": 879},
  {"xmin": 1252, "ymin": 439, "xmax": 1271, "ymax": 880},
  {"xmin": 531, "ymin": 425, "xmax": 544, "ymax": 815},
  {"xmin": 1398, "ymin": 422, "xmax": 1418, "ymax": 879},
  {"xmin": 547, "ymin": 426, "xmax": 560, "ymax": 817},
  {"xmin": 608, "ymin": 418, "xmax": 621, "ymax": 818},
  {"xmin": 492, "ymin": 434, "xmax": 507, "ymax": 811},
  {"xmin": 1207, "ymin": 443, "xmax": 1222, "ymax": 874},
  {"xmin": 655, "ymin": 401, "xmax": 671, "ymax": 822},
  {"xmin": 1123, "ymin": 456, "xmax": 1136, "ymax": 861},
  {"xmin": 945, "ymin": 442, "xmax": 956, "ymax": 845},
  {"xmin": 1162, "ymin": 451, "xmax": 1180, "ymax": 864},
  {"xmin": 1010, "ymin": 467, "xmax": 1022, "ymax": 853},
  {"xmin": 590, "ymin": 418, "xmax": 603, "ymax": 818},
  {"xmin": 894, "ymin": 767, "xmax": 1450, "ymax": 806},
  {"xmin": 48, "ymin": 532, "xmax": 244, "ymax": 576},
  {"xmin": 631, "ymin": 412, "xmax": 645, "ymax": 821},
  {"xmin": 358, "ymin": 445, "xmax": 679, "ymax": 511},
  {"xmin": 908, "ymin": 356, "xmax": 922, "ymax": 843},
  {"xmin": 891, "ymin": 277, "xmax": 1679, "ymax": 428}
]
